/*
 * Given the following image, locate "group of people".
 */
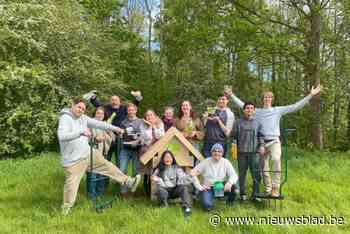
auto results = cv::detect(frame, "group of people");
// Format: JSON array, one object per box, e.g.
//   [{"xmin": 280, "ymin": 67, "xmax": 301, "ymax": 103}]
[{"xmin": 57, "ymin": 84, "xmax": 321, "ymax": 215}]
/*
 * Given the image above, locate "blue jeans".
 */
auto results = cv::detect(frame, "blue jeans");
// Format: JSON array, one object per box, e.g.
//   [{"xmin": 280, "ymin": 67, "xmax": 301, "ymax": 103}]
[
  {"xmin": 203, "ymin": 142, "xmax": 226, "ymax": 158},
  {"xmin": 200, "ymin": 185, "xmax": 236, "ymax": 210},
  {"xmin": 118, "ymin": 147, "xmax": 140, "ymax": 193}
]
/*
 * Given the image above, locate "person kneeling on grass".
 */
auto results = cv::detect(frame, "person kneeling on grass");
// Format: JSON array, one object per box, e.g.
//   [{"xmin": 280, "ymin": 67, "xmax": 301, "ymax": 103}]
[
  {"xmin": 151, "ymin": 150, "xmax": 192, "ymax": 215},
  {"xmin": 57, "ymin": 98, "xmax": 141, "ymax": 215},
  {"xmin": 190, "ymin": 143, "xmax": 238, "ymax": 211}
]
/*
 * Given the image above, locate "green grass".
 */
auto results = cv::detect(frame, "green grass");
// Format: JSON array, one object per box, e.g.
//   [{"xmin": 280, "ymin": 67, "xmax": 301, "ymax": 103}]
[{"xmin": 0, "ymin": 149, "xmax": 349, "ymax": 234}]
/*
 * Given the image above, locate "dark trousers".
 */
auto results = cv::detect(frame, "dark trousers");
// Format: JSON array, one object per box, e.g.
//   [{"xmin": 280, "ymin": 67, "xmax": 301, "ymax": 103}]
[
  {"xmin": 106, "ymin": 137, "xmax": 122, "ymax": 165},
  {"xmin": 237, "ymin": 153, "xmax": 261, "ymax": 197},
  {"xmin": 200, "ymin": 185, "xmax": 236, "ymax": 210},
  {"xmin": 157, "ymin": 184, "xmax": 192, "ymax": 208}
]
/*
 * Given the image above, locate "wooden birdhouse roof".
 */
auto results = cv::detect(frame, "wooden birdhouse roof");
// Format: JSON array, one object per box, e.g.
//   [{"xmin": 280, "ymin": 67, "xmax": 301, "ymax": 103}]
[{"xmin": 139, "ymin": 127, "xmax": 204, "ymax": 167}]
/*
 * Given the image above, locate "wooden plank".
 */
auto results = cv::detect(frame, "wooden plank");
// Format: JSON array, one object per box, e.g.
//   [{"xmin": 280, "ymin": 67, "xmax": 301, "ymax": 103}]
[
  {"xmin": 174, "ymin": 131, "xmax": 204, "ymax": 161},
  {"xmin": 140, "ymin": 126, "xmax": 205, "ymax": 166},
  {"xmin": 139, "ymin": 127, "xmax": 177, "ymax": 165}
]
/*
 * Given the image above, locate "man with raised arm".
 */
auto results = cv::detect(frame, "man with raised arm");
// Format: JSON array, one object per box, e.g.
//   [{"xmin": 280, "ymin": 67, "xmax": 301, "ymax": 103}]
[
  {"xmin": 82, "ymin": 90, "xmax": 143, "ymax": 163},
  {"xmin": 224, "ymin": 85, "xmax": 321, "ymax": 197}
]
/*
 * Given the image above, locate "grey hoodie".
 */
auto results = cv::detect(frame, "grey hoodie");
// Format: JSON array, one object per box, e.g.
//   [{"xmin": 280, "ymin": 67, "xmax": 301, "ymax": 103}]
[{"xmin": 57, "ymin": 108, "xmax": 119, "ymax": 167}]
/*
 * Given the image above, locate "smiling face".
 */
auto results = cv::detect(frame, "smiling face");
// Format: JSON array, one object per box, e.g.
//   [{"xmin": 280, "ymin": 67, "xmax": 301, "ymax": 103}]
[
  {"xmin": 181, "ymin": 101, "xmax": 191, "ymax": 116},
  {"xmin": 71, "ymin": 102, "xmax": 86, "ymax": 118},
  {"xmin": 110, "ymin": 95, "xmax": 120, "ymax": 108},
  {"xmin": 217, "ymin": 96, "xmax": 228, "ymax": 109},
  {"xmin": 127, "ymin": 104, "xmax": 137, "ymax": 118},
  {"xmin": 263, "ymin": 92, "xmax": 273, "ymax": 108},
  {"xmin": 243, "ymin": 104, "xmax": 255, "ymax": 119},
  {"xmin": 94, "ymin": 108, "xmax": 105, "ymax": 121},
  {"xmin": 163, "ymin": 153, "xmax": 174, "ymax": 166},
  {"xmin": 145, "ymin": 110, "xmax": 156, "ymax": 123},
  {"xmin": 211, "ymin": 149, "xmax": 223, "ymax": 161}
]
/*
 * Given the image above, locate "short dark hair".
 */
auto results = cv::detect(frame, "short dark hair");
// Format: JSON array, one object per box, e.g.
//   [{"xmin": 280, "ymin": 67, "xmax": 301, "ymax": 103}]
[
  {"xmin": 243, "ymin": 102, "xmax": 255, "ymax": 109},
  {"xmin": 72, "ymin": 98, "xmax": 86, "ymax": 106}
]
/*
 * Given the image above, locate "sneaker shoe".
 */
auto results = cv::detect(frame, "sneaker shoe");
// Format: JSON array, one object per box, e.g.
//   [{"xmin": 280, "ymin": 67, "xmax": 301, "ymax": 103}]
[
  {"xmin": 160, "ymin": 200, "xmax": 168, "ymax": 208},
  {"xmin": 183, "ymin": 207, "xmax": 191, "ymax": 216},
  {"xmin": 271, "ymin": 188, "xmax": 280, "ymax": 198},
  {"xmin": 82, "ymin": 90, "xmax": 97, "ymax": 101},
  {"xmin": 250, "ymin": 196, "xmax": 262, "ymax": 202},
  {"xmin": 126, "ymin": 174, "xmax": 141, "ymax": 192},
  {"xmin": 258, "ymin": 191, "xmax": 271, "ymax": 198},
  {"xmin": 240, "ymin": 194, "xmax": 247, "ymax": 201}
]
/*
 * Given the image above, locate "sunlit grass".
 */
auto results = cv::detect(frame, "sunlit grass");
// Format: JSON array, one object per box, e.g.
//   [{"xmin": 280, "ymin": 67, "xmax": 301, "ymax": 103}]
[{"xmin": 0, "ymin": 149, "xmax": 349, "ymax": 234}]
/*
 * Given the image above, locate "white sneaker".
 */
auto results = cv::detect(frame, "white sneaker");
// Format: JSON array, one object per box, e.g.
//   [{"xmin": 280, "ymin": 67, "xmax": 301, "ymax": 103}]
[{"xmin": 126, "ymin": 174, "xmax": 141, "ymax": 192}]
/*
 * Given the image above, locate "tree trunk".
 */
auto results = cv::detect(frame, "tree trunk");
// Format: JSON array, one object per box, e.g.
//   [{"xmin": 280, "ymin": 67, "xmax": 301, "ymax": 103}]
[
  {"xmin": 348, "ymin": 97, "xmax": 350, "ymax": 145},
  {"xmin": 305, "ymin": 1, "xmax": 323, "ymax": 149},
  {"xmin": 332, "ymin": 6, "xmax": 339, "ymax": 145}
]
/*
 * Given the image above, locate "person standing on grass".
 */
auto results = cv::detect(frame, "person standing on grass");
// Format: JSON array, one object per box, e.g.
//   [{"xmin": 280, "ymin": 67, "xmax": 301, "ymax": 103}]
[
  {"xmin": 202, "ymin": 95, "xmax": 235, "ymax": 158},
  {"xmin": 82, "ymin": 90, "xmax": 143, "ymax": 165},
  {"xmin": 57, "ymin": 98, "xmax": 141, "ymax": 215},
  {"xmin": 231, "ymin": 102, "xmax": 265, "ymax": 202},
  {"xmin": 190, "ymin": 143, "xmax": 238, "ymax": 211},
  {"xmin": 118, "ymin": 103, "xmax": 143, "ymax": 198},
  {"xmin": 224, "ymin": 85, "xmax": 321, "ymax": 197}
]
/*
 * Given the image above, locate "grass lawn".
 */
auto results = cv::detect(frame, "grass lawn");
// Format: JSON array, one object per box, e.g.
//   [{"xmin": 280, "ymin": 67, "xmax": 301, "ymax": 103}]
[{"xmin": 0, "ymin": 148, "xmax": 349, "ymax": 234}]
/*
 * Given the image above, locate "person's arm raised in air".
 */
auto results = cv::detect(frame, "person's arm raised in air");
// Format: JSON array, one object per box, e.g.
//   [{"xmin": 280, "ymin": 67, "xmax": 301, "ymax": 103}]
[
  {"xmin": 224, "ymin": 87, "xmax": 244, "ymax": 109},
  {"xmin": 130, "ymin": 90, "xmax": 143, "ymax": 107},
  {"xmin": 277, "ymin": 85, "xmax": 322, "ymax": 115}
]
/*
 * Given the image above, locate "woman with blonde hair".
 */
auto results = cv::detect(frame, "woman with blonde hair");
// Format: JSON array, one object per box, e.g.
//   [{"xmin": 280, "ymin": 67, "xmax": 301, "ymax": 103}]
[{"xmin": 139, "ymin": 109, "xmax": 165, "ymax": 195}]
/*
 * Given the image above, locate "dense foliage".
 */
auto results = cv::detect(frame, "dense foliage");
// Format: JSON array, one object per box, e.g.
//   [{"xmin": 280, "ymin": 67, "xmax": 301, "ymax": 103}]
[{"xmin": 1, "ymin": 0, "xmax": 349, "ymax": 158}]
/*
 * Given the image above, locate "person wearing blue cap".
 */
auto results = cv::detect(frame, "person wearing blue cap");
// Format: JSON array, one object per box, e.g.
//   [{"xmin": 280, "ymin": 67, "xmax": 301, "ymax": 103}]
[{"xmin": 190, "ymin": 143, "xmax": 238, "ymax": 211}]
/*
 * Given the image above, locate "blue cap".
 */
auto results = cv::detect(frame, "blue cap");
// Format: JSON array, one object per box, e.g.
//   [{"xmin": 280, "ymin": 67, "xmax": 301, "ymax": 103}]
[{"xmin": 211, "ymin": 143, "xmax": 224, "ymax": 152}]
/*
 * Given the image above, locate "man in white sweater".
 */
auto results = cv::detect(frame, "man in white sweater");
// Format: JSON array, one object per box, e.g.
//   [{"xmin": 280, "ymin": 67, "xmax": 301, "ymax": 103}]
[
  {"xmin": 57, "ymin": 98, "xmax": 141, "ymax": 215},
  {"xmin": 224, "ymin": 85, "xmax": 321, "ymax": 197}
]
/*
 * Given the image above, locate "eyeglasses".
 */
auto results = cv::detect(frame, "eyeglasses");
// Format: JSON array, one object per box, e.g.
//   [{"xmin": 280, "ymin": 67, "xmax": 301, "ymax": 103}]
[{"xmin": 212, "ymin": 150, "xmax": 223, "ymax": 153}]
